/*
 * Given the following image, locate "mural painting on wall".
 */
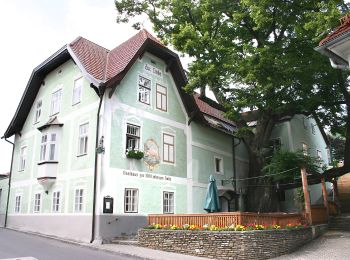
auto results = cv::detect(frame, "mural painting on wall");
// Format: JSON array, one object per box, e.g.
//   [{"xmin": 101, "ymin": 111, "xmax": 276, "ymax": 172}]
[{"xmin": 144, "ymin": 139, "xmax": 160, "ymax": 171}]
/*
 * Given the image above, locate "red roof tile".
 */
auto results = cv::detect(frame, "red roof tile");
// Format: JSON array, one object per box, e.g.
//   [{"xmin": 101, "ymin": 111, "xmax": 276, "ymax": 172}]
[
  {"xmin": 194, "ymin": 93, "xmax": 235, "ymax": 126},
  {"xmin": 105, "ymin": 29, "xmax": 165, "ymax": 81},
  {"xmin": 69, "ymin": 37, "xmax": 109, "ymax": 81},
  {"xmin": 69, "ymin": 29, "xmax": 165, "ymax": 83},
  {"xmin": 319, "ymin": 14, "xmax": 350, "ymax": 46}
]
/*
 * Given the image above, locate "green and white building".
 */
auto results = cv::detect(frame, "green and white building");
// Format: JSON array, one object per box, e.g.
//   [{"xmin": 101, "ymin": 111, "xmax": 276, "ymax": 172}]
[{"xmin": 2, "ymin": 30, "xmax": 331, "ymax": 242}]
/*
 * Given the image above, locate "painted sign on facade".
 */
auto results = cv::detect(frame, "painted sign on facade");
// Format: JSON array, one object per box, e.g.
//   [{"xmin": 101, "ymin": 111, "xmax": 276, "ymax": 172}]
[
  {"xmin": 143, "ymin": 139, "xmax": 160, "ymax": 171},
  {"xmin": 144, "ymin": 63, "xmax": 162, "ymax": 78}
]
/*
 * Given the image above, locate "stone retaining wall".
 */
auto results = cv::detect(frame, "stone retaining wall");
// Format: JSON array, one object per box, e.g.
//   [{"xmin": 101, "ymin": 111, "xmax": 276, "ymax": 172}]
[{"xmin": 138, "ymin": 228, "xmax": 313, "ymax": 259}]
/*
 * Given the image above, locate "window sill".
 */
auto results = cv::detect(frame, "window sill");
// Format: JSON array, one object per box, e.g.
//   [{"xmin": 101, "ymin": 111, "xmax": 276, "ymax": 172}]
[
  {"xmin": 38, "ymin": 161, "xmax": 59, "ymax": 165},
  {"xmin": 33, "ymin": 121, "xmax": 40, "ymax": 125},
  {"xmin": 72, "ymin": 101, "xmax": 81, "ymax": 106},
  {"xmin": 49, "ymin": 112, "xmax": 59, "ymax": 117},
  {"xmin": 18, "ymin": 169, "xmax": 24, "ymax": 172},
  {"xmin": 77, "ymin": 153, "xmax": 87, "ymax": 158},
  {"xmin": 215, "ymin": 171, "xmax": 224, "ymax": 175}
]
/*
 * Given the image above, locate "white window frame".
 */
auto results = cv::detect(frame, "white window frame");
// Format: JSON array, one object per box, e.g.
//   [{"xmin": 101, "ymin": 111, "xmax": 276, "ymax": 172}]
[
  {"xmin": 34, "ymin": 99, "xmax": 42, "ymax": 123},
  {"xmin": 138, "ymin": 75, "xmax": 151, "ymax": 105},
  {"xmin": 15, "ymin": 194, "xmax": 21, "ymax": 213},
  {"xmin": 302, "ymin": 117, "xmax": 308, "ymax": 129},
  {"xmin": 317, "ymin": 150, "xmax": 323, "ymax": 167},
  {"xmin": 214, "ymin": 156, "xmax": 224, "ymax": 174},
  {"xmin": 72, "ymin": 77, "xmax": 83, "ymax": 105},
  {"xmin": 269, "ymin": 138, "xmax": 282, "ymax": 152},
  {"xmin": 311, "ymin": 124, "xmax": 316, "ymax": 135},
  {"xmin": 163, "ymin": 133, "xmax": 175, "ymax": 164},
  {"xmin": 302, "ymin": 143, "xmax": 308, "ymax": 156},
  {"xmin": 74, "ymin": 188, "xmax": 84, "ymax": 213},
  {"xmin": 50, "ymin": 88, "xmax": 62, "ymax": 116},
  {"xmin": 78, "ymin": 122, "xmax": 89, "ymax": 156},
  {"xmin": 33, "ymin": 193, "xmax": 41, "ymax": 213},
  {"xmin": 40, "ymin": 133, "xmax": 57, "ymax": 162},
  {"xmin": 52, "ymin": 190, "xmax": 61, "ymax": 213},
  {"xmin": 163, "ymin": 191, "xmax": 174, "ymax": 214},
  {"xmin": 126, "ymin": 123, "xmax": 141, "ymax": 151},
  {"xmin": 124, "ymin": 188, "xmax": 138, "ymax": 213},
  {"xmin": 19, "ymin": 146, "xmax": 27, "ymax": 171},
  {"xmin": 156, "ymin": 83, "xmax": 167, "ymax": 112}
]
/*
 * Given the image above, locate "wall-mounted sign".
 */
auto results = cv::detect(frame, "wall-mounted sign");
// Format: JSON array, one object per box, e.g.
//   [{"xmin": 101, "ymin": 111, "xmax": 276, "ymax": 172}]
[
  {"xmin": 143, "ymin": 139, "xmax": 160, "ymax": 171},
  {"xmin": 103, "ymin": 196, "xmax": 113, "ymax": 214},
  {"xmin": 144, "ymin": 63, "xmax": 162, "ymax": 78},
  {"xmin": 122, "ymin": 170, "xmax": 172, "ymax": 182}
]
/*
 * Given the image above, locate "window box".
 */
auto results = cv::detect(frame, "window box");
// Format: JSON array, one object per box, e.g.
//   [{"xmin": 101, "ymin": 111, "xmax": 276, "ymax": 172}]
[{"xmin": 126, "ymin": 149, "xmax": 144, "ymax": 160}]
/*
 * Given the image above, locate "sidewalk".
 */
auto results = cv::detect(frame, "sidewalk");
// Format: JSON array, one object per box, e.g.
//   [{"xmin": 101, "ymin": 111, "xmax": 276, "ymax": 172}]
[{"xmin": 95, "ymin": 243, "xmax": 209, "ymax": 260}]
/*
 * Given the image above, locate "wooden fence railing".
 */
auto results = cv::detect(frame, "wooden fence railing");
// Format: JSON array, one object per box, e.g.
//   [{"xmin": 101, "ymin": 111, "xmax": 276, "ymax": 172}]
[{"xmin": 148, "ymin": 212, "xmax": 303, "ymax": 227}]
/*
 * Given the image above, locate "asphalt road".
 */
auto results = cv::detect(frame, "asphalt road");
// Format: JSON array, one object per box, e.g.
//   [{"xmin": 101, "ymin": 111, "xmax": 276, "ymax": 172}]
[
  {"xmin": 0, "ymin": 228, "xmax": 137, "ymax": 260},
  {"xmin": 273, "ymin": 230, "xmax": 350, "ymax": 260}
]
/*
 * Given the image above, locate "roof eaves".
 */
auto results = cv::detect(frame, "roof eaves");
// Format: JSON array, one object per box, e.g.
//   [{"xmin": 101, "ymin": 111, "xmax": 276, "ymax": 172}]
[
  {"xmin": 3, "ymin": 46, "xmax": 69, "ymax": 138},
  {"xmin": 67, "ymin": 45, "xmax": 104, "ymax": 88}
]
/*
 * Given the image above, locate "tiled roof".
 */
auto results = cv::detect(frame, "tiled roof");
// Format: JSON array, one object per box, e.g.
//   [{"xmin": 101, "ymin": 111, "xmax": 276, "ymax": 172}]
[
  {"xmin": 319, "ymin": 14, "xmax": 350, "ymax": 46},
  {"xmin": 69, "ymin": 30, "xmax": 165, "ymax": 83},
  {"xmin": 69, "ymin": 36, "xmax": 109, "ymax": 81},
  {"xmin": 193, "ymin": 93, "xmax": 235, "ymax": 126}
]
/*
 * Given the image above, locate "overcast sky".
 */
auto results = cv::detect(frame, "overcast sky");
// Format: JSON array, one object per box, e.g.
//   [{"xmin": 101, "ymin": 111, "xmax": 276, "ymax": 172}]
[{"xmin": 0, "ymin": 0, "xmax": 157, "ymax": 173}]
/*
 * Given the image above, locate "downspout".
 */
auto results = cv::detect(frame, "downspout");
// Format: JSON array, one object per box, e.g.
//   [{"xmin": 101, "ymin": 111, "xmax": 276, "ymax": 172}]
[
  {"xmin": 232, "ymin": 136, "xmax": 241, "ymax": 211},
  {"xmin": 90, "ymin": 84, "xmax": 106, "ymax": 243},
  {"xmin": 2, "ymin": 137, "xmax": 15, "ymax": 227}
]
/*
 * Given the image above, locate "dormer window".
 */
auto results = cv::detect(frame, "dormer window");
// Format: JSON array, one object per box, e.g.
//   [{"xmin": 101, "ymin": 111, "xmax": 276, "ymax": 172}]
[
  {"xmin": 50, "ymin": 89, "xmax": 62, "ymax": 116},
  {"xmin": 138, "ymin": 76, "xmax": 151, "ymax": 105}
]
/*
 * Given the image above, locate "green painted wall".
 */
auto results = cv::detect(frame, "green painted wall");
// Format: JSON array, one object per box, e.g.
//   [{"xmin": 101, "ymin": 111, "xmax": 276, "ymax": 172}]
[{"xmin": 9, "ymin": 59, "xmax": 98, "ymax": 215}]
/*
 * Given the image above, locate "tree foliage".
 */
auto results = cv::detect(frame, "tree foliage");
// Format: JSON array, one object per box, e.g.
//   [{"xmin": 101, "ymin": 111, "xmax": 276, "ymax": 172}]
[
  {"xmin": 262, "ymin": 150, "xmax": 322, "ymax": 182},
  {"xmin": 115, "ymin": 0, "xmax": 350, "ymax": 210}
]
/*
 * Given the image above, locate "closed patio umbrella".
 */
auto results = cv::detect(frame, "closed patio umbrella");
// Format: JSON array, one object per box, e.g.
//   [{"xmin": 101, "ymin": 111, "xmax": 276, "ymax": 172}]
[{"xmin": 204, "ymin": 175, "xmax": 221, "ymax": 213}]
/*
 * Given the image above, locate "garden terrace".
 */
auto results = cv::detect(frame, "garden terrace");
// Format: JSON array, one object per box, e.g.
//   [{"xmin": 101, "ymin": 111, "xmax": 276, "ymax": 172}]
[
  {"xmin": 148, "ymin": 212, "xmax": 303, "ymax": 227},
  {"xmin": 138, "ymin": 225, "xmax": 328, "ymax": 260}
]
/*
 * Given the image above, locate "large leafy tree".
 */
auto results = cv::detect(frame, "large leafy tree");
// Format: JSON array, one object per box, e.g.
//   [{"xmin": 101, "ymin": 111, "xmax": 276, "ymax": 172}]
[{"xmin": 115, "ymin": 0, "xmax": 349, "ymax": 211}]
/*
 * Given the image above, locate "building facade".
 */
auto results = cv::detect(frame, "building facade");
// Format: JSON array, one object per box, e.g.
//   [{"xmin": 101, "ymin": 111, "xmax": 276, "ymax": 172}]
[{"xmin": 2, "ymin": 30, "xmax": 330, "ymax": 242}]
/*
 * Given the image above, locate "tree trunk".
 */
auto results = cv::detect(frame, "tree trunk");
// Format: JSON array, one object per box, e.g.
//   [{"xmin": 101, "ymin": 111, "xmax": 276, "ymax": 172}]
[{"xmin": 245, "ymin": 151, "xmax": 279, "ymax": 212}]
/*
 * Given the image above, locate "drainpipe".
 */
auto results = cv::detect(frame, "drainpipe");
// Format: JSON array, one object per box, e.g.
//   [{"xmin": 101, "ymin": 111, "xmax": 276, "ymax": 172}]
[
  {"xmin": 2, "ymin": 137, "xmax": 15, "ymax": 227},
  {"xmin": 90, "ymin": 84, "xmax": 106, "ymax": 243},
  {"xmin": 232, "ymin": 136, "xmax": 241, "ymax": 211}
]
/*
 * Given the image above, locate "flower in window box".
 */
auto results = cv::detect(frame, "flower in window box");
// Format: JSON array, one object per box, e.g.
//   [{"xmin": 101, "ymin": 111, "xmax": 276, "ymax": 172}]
[{"xmin": 126, "ymin": 149, "xmax": 144, "ymax": 159}]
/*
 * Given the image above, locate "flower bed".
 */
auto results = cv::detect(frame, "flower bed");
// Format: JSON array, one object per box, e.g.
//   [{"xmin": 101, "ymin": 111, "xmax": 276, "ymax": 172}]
[
  {"xmin": 139, "ymin": 223, "xmax": 314, "ymax": 260},
  {"xmin": 144, "ymin": 222, "xmax": 306, "ymax": 231}
]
